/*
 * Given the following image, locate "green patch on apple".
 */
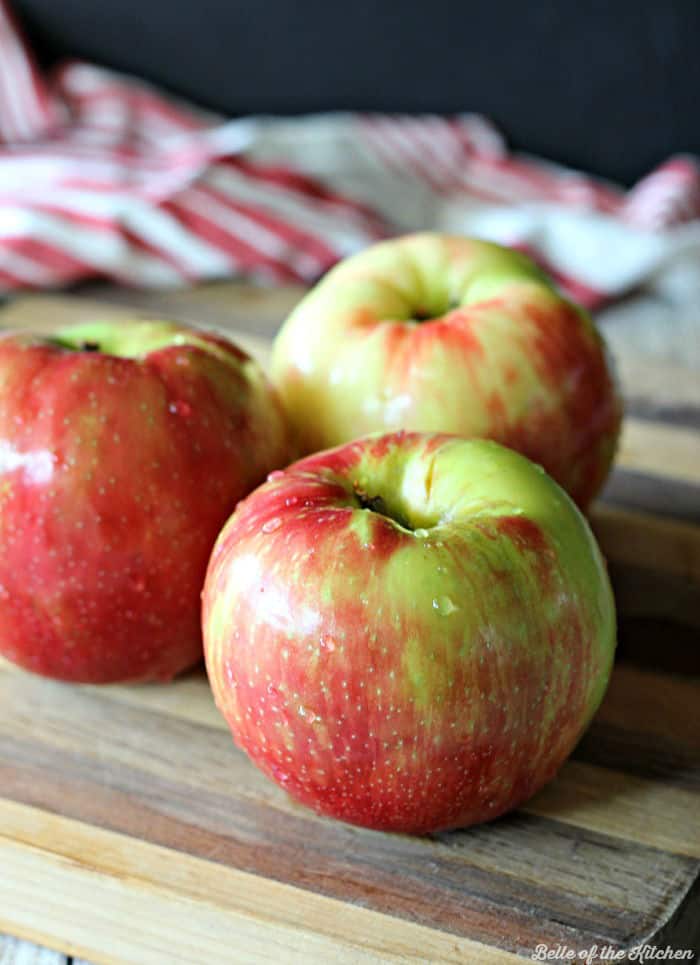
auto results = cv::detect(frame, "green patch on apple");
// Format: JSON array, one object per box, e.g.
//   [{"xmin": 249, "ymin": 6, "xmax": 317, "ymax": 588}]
[{"xmin": 203, "ymin": 431, "xmax": 615, "ymax": 834}]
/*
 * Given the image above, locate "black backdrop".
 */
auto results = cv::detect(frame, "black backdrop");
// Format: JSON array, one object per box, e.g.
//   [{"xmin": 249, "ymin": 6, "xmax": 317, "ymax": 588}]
[{"xmin": 14, "ymin": 0, "xmax": 700, "ymax": 186}]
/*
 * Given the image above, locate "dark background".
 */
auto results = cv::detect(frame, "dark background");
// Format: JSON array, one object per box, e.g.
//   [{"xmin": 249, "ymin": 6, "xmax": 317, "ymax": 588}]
[{"xmin": 14, "ymin": 0, "xmax": 700, "ymax": 186}]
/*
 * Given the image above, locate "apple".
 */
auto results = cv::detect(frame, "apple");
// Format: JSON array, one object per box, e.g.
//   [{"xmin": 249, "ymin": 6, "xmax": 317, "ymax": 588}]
[
  {"xmin": 0, "ymin": 319, "xmax": 292, "ymax": 683},
  {"xmin": 271, "ymin": 233, "xmax": 622, "ymax": 509},
  {"xmin": 203, "ymin": 431, "xmax": 616, "ymax": 833}
]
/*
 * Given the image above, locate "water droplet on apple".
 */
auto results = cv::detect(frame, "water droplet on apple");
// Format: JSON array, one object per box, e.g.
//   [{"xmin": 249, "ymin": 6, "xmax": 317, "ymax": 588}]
[
  {"xmin": 168, "ymin": 399, "xmax": 192, "ymax": 417},
  {"xmin": 319, "ymin": 634, "xmax": 336, "ymax": 653},
  {"xmin": 414, "ymin": 528, "xmax": 429, "ymax": 539},
  {"xmin": 271, "ymin": 764, "xmax": 291, "ymax": 784},
  {"xmin": 298, "ymin": 705, "xmax": 317, "ymax": 723},
  {"xmin": 261, "ymin": 517, "xmax": 282, "ymax": 533},
  {"xmin": 267, "ymin": 470, "xmax": 285, "ymax": 482},
  {"xmin": 432, "ymin": 595, "xmax": 458, "ymax": 616},
  {"xmin": 284, "ymin": 496, "xmax": 299, "ymax": 507}
]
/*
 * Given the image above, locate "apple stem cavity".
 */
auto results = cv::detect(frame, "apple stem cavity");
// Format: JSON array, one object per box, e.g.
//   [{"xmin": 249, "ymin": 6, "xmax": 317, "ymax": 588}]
[
  {"xmin": 411, "ymin": 308, "xmax": 434, "ymax": 323},
  {"xmin": 353, "ymin": 483, "xmax": 414, "ymax": 531},
  {"xmin": 48, "ymin": 337, "xmax": 101, "ymax": 354},
  {"xmin": 409, "ymin": 298, "xmax": 460, "ymax": 324}
]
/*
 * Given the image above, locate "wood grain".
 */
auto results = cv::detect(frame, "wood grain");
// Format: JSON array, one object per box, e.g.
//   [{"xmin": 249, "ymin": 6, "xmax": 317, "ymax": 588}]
[
  {"xmin": 0, "ymin": 289, "xmax": 698, "ymax": 964},
  {"xmin": 2, "ymin": 801, "xmax": 519, "ymax": 965},
  {"xmin": 0, "ymin": 585, "xmax": 698, "ymax": 961},
  {"xmin": 616, "ymin": 420, "xmax": 700, "ymax": 486}
]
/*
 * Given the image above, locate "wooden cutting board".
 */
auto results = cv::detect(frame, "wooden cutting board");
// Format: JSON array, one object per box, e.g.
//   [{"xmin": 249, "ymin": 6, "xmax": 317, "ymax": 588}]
[{"xmin": 0, "ymin": 290, "xmax": 698, "ymax": 964}]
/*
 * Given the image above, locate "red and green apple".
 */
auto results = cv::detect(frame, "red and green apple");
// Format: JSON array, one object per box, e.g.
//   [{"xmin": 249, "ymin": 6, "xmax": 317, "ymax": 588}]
[
  {"xmin": 0, "ymin": 319, "xmax": 291, "ymax": 683},
  {"xmin": 271, "ymin": 233, "xmax": 622, "ymax": 509},
  {"xmin": 203, "ymin": 431, "xmax": 616, "ymax": 833}
]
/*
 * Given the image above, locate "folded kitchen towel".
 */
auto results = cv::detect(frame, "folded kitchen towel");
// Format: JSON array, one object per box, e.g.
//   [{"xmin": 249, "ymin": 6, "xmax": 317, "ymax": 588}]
[{"xmin": 1, "ymin": 0, "xmax": 700, "ymax": 308}]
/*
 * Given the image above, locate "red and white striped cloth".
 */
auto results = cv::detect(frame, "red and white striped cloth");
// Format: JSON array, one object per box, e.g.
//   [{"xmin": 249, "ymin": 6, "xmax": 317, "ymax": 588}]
[{"xmin": 2, "ymin": 0, "xmax": 700, "ymax": 307}]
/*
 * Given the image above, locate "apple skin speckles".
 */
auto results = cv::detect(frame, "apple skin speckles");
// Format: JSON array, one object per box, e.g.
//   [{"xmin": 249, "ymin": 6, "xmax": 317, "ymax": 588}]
[
  {"xmin": 202, "ymin": 432, "xmax": 616, "ymax": 834},
  {"xmin": 0, "ymin": 321, "xmax": 292, "ymax": 684},
  {"xmin": 271, "ymin": 233, "xmax": 622, "ymax": 509}
]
